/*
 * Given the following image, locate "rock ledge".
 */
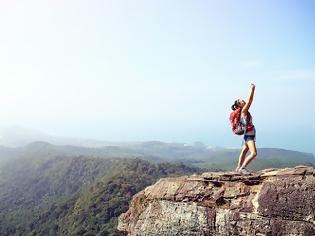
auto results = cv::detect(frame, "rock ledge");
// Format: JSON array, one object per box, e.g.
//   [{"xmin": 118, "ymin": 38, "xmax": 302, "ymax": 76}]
[{"xmin": 118, "ymin": 166, "xmax": 315, "ymax": 236}]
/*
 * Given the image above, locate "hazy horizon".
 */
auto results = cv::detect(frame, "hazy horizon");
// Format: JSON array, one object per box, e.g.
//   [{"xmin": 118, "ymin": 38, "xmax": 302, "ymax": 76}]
[
  {"xmin": 0, "ymin": 1, "xmax": 314, "ymax": 153},
  {"xmin": 0, "ymin": 125, "xmax": 312, "ymax": 155}
]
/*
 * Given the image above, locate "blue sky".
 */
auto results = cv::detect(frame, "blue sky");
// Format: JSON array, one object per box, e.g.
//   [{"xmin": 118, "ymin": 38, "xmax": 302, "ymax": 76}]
[{"xmin": 0, "ymin": 0, "xmax": 314, "ymax": 152}]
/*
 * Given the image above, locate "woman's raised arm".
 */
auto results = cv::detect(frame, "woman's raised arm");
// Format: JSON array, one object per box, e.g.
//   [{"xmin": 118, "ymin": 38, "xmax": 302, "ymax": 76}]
[{"xmin": 242, "ymin": 83, "xmax": 255, "ymax": 115}]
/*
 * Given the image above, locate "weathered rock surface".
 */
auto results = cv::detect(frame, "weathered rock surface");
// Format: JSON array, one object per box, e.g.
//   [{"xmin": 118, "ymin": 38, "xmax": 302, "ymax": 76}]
[{"xmin": 117, "ymin": 166, "xmax": 315, "ymax": 236}]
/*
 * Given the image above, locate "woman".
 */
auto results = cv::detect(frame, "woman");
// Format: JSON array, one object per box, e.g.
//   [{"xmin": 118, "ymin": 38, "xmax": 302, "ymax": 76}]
[{"xmin": 232, "ymin": 83, "xmax": 257, "ymax": 174}]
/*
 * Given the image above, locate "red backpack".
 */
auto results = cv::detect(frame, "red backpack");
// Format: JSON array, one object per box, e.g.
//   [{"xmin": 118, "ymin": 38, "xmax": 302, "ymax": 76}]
[{"xmin": 229, "ymin": 108, "xmax": 246, "ymax": 135}]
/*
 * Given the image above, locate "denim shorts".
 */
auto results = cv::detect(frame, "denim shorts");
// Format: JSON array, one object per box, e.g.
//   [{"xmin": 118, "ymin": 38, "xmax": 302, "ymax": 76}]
[{"xmin": 244, "ymin": 134, "xmax": 256, "ymax": 143}]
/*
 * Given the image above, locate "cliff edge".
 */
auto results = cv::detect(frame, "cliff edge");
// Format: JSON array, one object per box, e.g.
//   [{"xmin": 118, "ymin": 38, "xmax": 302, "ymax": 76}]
[{"xmin": 117, "ymin": 166, "xmax": 315, "ymax": 236}]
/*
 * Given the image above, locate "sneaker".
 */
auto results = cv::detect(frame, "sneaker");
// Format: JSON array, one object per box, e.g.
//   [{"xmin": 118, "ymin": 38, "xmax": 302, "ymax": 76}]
[{"xmin": 240, "ymin": 168, "xmax": 251, "ymax": 175}]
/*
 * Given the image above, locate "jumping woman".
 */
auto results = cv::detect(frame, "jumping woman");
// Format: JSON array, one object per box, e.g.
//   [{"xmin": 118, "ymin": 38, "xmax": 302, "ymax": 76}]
[{"xmin": 231, "ymin": 83, "xmax": 257, "ymax": 174}]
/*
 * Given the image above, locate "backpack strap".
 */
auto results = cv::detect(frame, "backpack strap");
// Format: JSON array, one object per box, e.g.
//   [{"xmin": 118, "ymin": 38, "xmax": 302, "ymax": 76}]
[{"xmin": 241, "ymin": 114, "xmax": 247, "ymax": 147}]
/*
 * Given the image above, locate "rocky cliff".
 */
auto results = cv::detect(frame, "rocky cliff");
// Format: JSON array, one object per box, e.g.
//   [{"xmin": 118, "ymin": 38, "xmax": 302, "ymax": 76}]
[{"xmin": 117, "ymin": 166, "xmax": 315, "ymax": 236}]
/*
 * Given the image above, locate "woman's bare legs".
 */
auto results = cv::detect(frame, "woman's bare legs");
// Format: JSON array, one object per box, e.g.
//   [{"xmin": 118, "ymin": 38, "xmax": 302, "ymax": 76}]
[
  {"xmin": 240, "ymin": 140, "xmax": 257, "ymax": 168},
  {"xmin": 236, "ymin": 144, "xmax": 249, "ymax": 171}
]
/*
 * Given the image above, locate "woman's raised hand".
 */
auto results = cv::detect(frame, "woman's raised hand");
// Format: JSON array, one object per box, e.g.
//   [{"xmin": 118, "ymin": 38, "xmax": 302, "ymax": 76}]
[{"xmin": 250, "ymin": 83, "xmax": 256, "ymax": 90}]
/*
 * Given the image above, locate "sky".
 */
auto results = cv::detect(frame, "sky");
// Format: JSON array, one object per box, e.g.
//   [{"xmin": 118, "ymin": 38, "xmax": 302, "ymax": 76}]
[{"xmin": 0, "ymin": 0, "xmax": 314, "ymax": 153}]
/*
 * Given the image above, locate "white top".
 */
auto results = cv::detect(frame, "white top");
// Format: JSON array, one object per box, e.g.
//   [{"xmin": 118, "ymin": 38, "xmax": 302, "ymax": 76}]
[{"xmin": 241, "ymin": 114, "xmax": 256, "ymax": 136}]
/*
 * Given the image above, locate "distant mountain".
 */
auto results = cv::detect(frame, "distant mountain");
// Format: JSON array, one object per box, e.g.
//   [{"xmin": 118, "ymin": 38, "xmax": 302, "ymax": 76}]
[
  {"xmin": 0, "ymin": 141, "xmax": 313, "ymax": 171},
  {"xmin": 0, "ymin": 126, "xmax": 313, "ymax": 171},
  {"xmin": 0, "ymin": 125, "xmax": 140, "ymax": 148},
  {"xmin": 0, "ymin": 145, "xmax": 19, "ymax": 167}
]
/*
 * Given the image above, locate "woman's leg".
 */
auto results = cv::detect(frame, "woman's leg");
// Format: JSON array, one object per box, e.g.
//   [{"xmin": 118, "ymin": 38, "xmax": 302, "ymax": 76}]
[
  {"xmin": 236, "ymin": 144, "xmax": 249, "ymax": 170},
  {"xmin": 241, "ymin": 140, "xmax": 257, "ymax": 168}
]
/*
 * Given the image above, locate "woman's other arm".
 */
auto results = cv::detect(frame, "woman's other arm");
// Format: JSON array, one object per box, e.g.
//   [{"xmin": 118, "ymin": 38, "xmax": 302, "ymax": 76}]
[{"xmin": 242, "ymin": 83, "xmax": 255, "ymax": 115}]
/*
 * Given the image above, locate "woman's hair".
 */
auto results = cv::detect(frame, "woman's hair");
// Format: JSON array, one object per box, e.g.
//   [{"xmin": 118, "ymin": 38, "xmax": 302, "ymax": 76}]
[{"xmin": 231, "ymin": 100, "xmax": 239, "ymax": 111}]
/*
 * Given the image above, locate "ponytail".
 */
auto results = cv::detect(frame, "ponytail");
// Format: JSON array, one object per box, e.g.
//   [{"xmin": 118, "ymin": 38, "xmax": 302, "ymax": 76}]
[{"xmin": 231, "ymin": 100, "xmax": 239, "ymax": 111}]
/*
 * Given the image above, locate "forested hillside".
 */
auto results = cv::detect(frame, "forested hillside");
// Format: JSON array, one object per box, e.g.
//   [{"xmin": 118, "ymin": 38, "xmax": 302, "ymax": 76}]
[
  {"xmin": 0, "ymin": 142, "xmax": 314, "ymax": 235},
  {"xmin": 0, "ymin": 155, "xmax": 202, "ymax": 235}
]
